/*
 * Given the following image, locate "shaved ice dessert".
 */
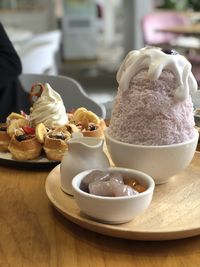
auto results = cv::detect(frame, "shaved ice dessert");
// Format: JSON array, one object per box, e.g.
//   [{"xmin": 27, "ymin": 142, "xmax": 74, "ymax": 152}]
[{"xmin": 108, "ymin": 46, "xmax": 198, "ymax": 145}]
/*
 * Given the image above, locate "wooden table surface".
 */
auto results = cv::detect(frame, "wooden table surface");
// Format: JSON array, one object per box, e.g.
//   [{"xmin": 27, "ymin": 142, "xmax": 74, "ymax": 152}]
[
  {"xmin": 157, "ymin": 23, "xmax": 200, "ymax": 36},
  {"xmin": 0, "ymin": 155, "xmax": 199, "ymax": 267}
]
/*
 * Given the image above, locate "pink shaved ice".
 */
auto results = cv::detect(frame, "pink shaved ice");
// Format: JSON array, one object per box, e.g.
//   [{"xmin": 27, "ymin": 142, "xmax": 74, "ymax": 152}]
[{"xmin": 108, "ymin": 69, "xmax": 196, "ymax": 145}]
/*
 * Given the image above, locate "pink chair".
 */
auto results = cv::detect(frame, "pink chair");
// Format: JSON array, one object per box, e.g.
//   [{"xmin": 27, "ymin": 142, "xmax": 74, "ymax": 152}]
[
  {"xmin": 141, "ymin": 11, "xmax": 189, "ymax": 46},
  {"xmin": 141, "ymin": 11, "xmax": 200, "ymax": 85},
  {"xmin": 187, "ymin": 53, "xmax": 200, "ymax": 86}
]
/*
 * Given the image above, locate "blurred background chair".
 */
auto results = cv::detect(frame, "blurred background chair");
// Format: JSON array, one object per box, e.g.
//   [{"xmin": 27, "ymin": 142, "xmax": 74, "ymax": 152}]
[
  {"xmin": 141, "ymin": 11, "xmax": 190, "ymax": 48},
  {"xmin": 19, "ymin": 73, "xmax": 106, "ymax": 119},
  {"xmin": 18, "ymin": 30, "xmax": 62, "ymax": 75},
  {"xmin": 141, "ymin": 11, "xmax": 200, "ymax": 86}
]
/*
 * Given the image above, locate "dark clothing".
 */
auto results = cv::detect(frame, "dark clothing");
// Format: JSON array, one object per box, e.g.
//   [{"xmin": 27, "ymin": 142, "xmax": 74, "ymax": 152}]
[{"xmin": 0, "ymin": 22, "xmax": 30, "ymax": 122}]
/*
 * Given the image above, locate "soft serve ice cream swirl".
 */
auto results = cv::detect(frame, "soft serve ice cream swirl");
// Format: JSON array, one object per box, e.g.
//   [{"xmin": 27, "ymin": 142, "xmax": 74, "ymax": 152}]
[{"xmin": 30, "ymin": 83, "xmax": 68, "ymax": 128}]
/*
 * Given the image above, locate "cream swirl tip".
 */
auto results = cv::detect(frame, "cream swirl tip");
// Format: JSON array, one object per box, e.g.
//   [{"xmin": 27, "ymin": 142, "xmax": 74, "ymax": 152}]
[{"xmin": 30, "ymin": 83, "xmax": 68, "ymax": 127}]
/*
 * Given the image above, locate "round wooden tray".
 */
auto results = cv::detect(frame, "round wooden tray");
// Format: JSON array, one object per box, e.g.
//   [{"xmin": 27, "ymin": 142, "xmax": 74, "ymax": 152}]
[{"xmin": 45, "ymin": 152, "xmax": 200, "ymax": 241}]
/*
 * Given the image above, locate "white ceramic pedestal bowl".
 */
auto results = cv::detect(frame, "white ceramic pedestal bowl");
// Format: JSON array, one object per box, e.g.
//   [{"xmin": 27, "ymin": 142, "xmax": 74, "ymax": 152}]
[
  {"xmin": 72, "ymin": 167, "xmax": 155, "ymax": 224},
  {"xmin": 105, "ymin": 128, "xmax": 199, "ymax": 184}
]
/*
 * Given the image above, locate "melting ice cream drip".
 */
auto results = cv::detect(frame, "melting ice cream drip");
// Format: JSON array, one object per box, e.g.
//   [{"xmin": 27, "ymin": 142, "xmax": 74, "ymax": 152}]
[{"xmin": 117, "ymin": 47, "xmax": 197, "ymax": 101}]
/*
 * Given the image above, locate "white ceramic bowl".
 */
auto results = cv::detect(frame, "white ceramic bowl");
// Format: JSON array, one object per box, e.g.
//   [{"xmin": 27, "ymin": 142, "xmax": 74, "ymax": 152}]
[
  {"xmin": 105, "ymin": 128, "xmax": 199, "ymax": 184},
  {"xmin": 72, "ymin": 167, "xmax": 155, "ymax": 224}
]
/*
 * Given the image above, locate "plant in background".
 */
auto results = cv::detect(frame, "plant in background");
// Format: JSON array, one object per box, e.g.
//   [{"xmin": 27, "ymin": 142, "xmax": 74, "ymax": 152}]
[
  {"xmin": 157, "ymin": 0, "xmax": 177, "ymax": 9},
  {"xmin": 157, "ymin": 0, "xmax": 200, "ymax": 11},
  {"xmin": 188, "ymin": 0, "xmax": 200, "ymax": 11}
]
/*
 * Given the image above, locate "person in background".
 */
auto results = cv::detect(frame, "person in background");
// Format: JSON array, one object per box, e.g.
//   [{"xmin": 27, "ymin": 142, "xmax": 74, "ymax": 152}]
[{"xmin": 0, "ymin": 22, "xmax": 30, "ymax": 122}]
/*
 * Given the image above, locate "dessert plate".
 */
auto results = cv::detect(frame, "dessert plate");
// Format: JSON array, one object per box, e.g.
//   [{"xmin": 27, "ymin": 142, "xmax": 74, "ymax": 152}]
[
  {"xmin": 0, "ymin": 151, "xmax": 59, "ymax": 169},
  {"xmin": 45, "ymin": 152, "xmax": 200, "ymax": 241}
]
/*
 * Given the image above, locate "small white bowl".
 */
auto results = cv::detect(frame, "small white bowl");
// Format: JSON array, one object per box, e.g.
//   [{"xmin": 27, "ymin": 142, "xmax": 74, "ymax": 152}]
[
  {"xmin": 105, "ymin": 128, "xmax": 199, "ymax": 184},
  {"xmin": 72, "ymin": 167, "xmax": 155, "ymax": 224}
]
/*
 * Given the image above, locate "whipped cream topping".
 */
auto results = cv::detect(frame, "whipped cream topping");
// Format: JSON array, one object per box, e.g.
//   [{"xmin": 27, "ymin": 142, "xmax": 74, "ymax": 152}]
[
  {"xmin": 30, "ymin": 83, "xmax": 68, "ymax": 128},
  {"xmin": 116, "ymin": 46, "xmax": 197, "ymax": 101}
]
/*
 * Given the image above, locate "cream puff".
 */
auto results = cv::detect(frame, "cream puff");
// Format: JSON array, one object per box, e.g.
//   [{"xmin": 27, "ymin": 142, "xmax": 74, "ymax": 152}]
[
  {"xmin": 71, "ymin": 107, "xmax": 106, "ymax": 138},
  {"xmin": 8, "ymin": 129, "xmax": 42, "ymax": 160},
  {"xmin": 0, "ymin": 123, "xmax": 11, "ymax": 152},
  {"xmin": 80, "ymin": 121, "xmax": 104, "ymax": 138},
  {"xmin": 43, "ymin": 126, "xmax": 71, "ymax": 161}
]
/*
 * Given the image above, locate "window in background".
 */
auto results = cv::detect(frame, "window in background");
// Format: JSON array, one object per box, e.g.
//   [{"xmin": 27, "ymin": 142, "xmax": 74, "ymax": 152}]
[
  {"xmin": 0, "ymin": 0, "xmax": 56, "ymax": 34},
  {"xmin": 62, "ymin": 0, "xmax": 97, "ymax": 60}
]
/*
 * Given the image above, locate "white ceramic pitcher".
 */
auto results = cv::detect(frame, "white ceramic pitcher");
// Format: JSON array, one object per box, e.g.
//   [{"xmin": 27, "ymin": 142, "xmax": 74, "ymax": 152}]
[{"xmin": 60, "ymin": 136, "xmax": 110, "ymax": 195}]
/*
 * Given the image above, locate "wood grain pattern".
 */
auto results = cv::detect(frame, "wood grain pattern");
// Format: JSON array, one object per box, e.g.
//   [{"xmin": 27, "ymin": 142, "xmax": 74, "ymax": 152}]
[{"xmin": 0, "ymin": 154, "xmax": 200, "ymax": 266}]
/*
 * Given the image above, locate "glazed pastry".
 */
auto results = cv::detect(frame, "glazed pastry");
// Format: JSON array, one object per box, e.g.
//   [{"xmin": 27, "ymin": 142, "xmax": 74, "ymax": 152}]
[
  {"xmin": 79, "ymin": 118, "xmax": 103, "ymax": 138},
  {"xmin": 43, "ymin": 126, "xmax": 71, "ymax": 161},
  {"xmin": 5, "ymin": 111, "xmax": 30, "ymax": 138},
  {"xmin": 82, "ymin": 119, "xmax": 106, "ymax": 138},
  {"xmin": 8, "ymin": 129, "xmax": 42, "ymax": 160},
  {"xmin": 0, "ymin": 123, "xmax": 11, "ymax": 151},
  {"xmin": 71, "ymin": 107, "xmax": 105, "ymax": 137},
  {"xmin": 0, "ymin": 112, "xmax": 30, "ymax": 152}
]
